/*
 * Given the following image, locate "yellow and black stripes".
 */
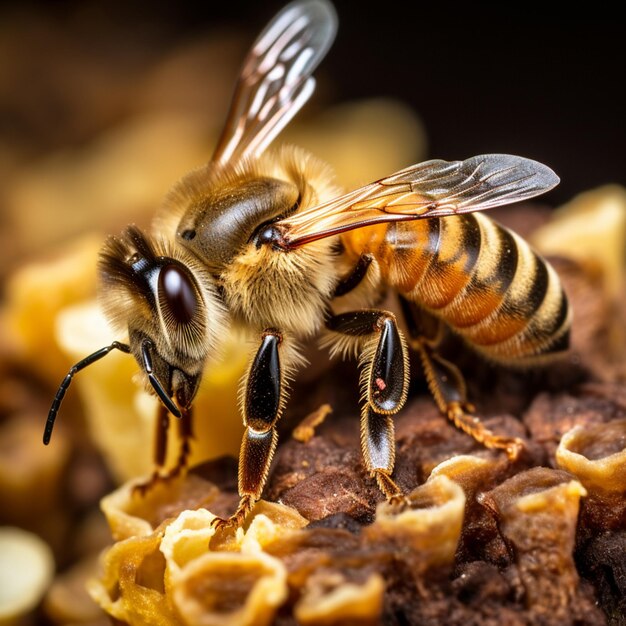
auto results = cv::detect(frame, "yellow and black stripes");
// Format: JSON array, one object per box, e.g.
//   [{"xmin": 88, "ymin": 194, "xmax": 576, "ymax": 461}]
[{"xmin": 350, "ymin": 213, "xmax": 570, "ymax": 364}]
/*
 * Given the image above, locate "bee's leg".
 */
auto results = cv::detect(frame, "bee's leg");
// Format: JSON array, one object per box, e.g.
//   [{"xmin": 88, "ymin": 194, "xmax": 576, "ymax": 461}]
[
  {"xmin": 169, "ymin": 405, "xmax": 193, "ymax": 478},
  {"xmin": 333, "ymin": 254, "xmax": 373, "ymax": 297},
  {"xmin": 132, "ymin": 404, "xmax": 170, "ymax": 495},
  {"xmin": 155, "ymin": 405, "xmax": 194, "ymax": 481},
  {"xmin": 152, "ymin": 402, "xmax": 170, "ymax": 470},
  {"xmin": 416, "ymin": 341, "xmax": 523, "ymax": 458},
  {"xmin": 398, "ymin": 298, "xmax": 523, "ymax": 459},
  {"xmin": 419, "ymin": 342, "xmax": 523, "ymax": 459},
  {"xmin": 134, "ymin": 404, "xmax": 194, "ymax": 495},
  {"xmin": 212, "ymin": 329, "xmax": 286, "ymax": 531},
  {"xmin": 326, "ymin": 310, "xmax": 409, "ymax": 503}
]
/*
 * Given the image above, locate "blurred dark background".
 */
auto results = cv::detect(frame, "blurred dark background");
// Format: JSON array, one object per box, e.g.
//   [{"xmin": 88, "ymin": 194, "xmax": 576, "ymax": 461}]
[{"xmin": 1, "ymin": 0, "xmax": 624, "ymax": 206}]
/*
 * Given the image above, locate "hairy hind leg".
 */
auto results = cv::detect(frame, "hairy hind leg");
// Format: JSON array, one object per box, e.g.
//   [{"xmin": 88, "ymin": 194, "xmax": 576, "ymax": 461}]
[
  {"xmin": 399, "ymin": 296, "xmax": 523, "ymax": 459},
  {"xmin": 326, "ymin": 309, "xmax": 409, "ymax": 502}
]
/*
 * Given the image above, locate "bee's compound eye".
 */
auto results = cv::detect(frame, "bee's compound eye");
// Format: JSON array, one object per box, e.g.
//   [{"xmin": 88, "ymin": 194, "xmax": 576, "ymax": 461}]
[
  {"xmin": 158, "ymin": 264, "xmax": 197, "ymax": 324},
  {"xmin": 257, "ymin": 225, "xmax": 277, "ymax": 245},
  {"xmin": 253, "ymin": 223, "xmax": 287, "ymax": 249}
]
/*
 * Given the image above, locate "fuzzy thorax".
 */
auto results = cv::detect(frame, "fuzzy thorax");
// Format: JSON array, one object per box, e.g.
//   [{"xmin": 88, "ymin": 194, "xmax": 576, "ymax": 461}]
[
  {"xmin": 222, "ymin": 236, "xmax": 338, "ymax": 337},
  {"xmin": 154, "ymin": 145, "xmax": 344, "ymax": 338}
]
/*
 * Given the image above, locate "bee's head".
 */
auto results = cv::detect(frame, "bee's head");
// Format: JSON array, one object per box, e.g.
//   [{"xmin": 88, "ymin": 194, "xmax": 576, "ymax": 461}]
[{"xmin": 98, "ymin": 226, "xmax": 227, "ymax": 410}]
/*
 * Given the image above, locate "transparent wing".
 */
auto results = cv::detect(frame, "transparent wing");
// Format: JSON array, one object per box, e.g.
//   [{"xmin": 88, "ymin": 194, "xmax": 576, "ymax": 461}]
[
  {"xmin": 212, "ymin": 0, "xmax": 337, "ymax": 166},
  {"xmin": 275, "ymin": 154, "xmax": 560, "ymax": 248}
]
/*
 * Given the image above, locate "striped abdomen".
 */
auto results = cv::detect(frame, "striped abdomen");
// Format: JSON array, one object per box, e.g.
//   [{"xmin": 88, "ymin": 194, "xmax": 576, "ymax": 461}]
[{"xmin": 345, "ymin": 213, "xmax": 570, "ymax": 363}]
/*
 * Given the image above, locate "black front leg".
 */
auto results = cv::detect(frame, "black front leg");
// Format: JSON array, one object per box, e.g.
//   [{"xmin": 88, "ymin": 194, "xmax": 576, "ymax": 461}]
[{"xmin": 213, "ymin": 329, "xmax": 288, "ymax": 530}]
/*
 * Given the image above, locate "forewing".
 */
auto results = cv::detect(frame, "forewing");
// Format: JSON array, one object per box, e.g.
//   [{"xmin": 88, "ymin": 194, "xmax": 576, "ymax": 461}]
[
  {"xmin": 212, "ymin": 0, "xmax": 337, "ymax": 166},
  {"xmin": 275, "ymin": 154, "xmax": 560, "ymax": 247}
]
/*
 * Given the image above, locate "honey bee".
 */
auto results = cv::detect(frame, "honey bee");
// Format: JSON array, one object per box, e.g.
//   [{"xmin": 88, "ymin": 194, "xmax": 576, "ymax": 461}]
[{"xmin": 44, "ymin": 0, "xmax": 570, "ymax": 528}]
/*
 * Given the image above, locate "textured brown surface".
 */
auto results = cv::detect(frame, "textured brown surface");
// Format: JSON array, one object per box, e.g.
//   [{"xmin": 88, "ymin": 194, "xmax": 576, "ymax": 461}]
[
  {"xmin": 1, "ymin": 223, "xmax": 624, "ymax": 625},
  {"xmin": 256, "ymin": 370, "xmax": 618, "ymax": 625}
]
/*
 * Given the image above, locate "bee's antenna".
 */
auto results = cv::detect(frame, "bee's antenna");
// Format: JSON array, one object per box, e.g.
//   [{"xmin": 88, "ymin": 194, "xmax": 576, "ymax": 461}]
[
  {"xmin": 43, "ymin": 341, "xmax": 131, "ymax": 445},
  {"xmin": 140, "ymin": 339, "xmax": 182, "ymax": 419}
]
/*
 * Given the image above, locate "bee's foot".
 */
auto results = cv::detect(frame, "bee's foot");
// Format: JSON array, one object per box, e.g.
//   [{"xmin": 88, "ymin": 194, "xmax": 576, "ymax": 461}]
[
  {"xmin": 131, "ymin": 464, "xmax": 188, "ymax": 497},
  {"xmin": 210, "ymin": 516, "xmax": 237, "ymax": 533},
  {"xmin": 503, "ymin": 437, "xmax": 525, "ymax": 461},
  {"xmin": 210, "ymin": 496, "xmax": 255, "ymax": 532},
  {"xmin": 387, "ymin": 492, "xmax": 410, "ymax": 510},
  {"xmin": 131, "ymin": 471, "xmax": 162, "ymax": 497}
]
